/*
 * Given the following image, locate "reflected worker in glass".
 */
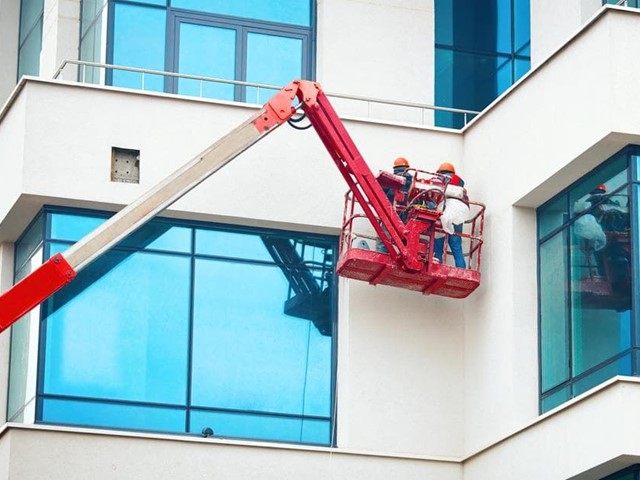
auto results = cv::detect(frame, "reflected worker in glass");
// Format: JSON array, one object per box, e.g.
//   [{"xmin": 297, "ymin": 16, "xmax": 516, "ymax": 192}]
[{"xmin": 583, "ymin": 183, "xmax": 631, "ymax": 296}]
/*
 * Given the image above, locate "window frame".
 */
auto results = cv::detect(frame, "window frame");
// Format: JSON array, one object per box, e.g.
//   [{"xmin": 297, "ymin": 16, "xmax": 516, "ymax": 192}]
[
  {"xmin": 537, "ymin": 145, "xmax": 640, "ymax": 413},
  {"xmin": 104, "ymin": 0, "xmax": 316, "ymax": 101},
  {"xmin": 10, "ymin": 205, "xmax": 338, "ymax": 446}
]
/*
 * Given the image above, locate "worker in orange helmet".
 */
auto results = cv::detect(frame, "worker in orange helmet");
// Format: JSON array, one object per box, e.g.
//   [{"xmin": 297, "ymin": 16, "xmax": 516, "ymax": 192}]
[
  {"xmin": 390, "ymin": 157, "xmax": 414, "ymax": 216},
  {"xmin": 434, "ymin": 162, "xmax": 468, "ymax": 268},
  {"xmin": 377, "ymin": 157, "xmax": 414, "ymax": 253}
]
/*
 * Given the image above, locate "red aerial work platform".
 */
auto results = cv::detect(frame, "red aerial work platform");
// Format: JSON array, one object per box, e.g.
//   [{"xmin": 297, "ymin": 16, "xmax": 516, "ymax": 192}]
[{"xmin": 0, "ymin": 80, "xmax": 484, "ymax": 333}]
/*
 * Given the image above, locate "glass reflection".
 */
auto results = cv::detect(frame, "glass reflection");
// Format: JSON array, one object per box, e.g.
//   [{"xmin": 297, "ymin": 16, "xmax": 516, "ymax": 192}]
[
  {"xmin": 18, "ymin": 209, "xmax": 335, "ymax": 445},
  {"xmin": 191, "ymin": 260, "xmax": 332, "ymax": 415},
  {"xmin": 43, "ymin": 245, "xmax": 191, "ymax": 405},
  {"xmin": 189, "ymin": 409, "xmax": 329, "ymax": 444},
  {"xmin": 245, "ymin": 33, "xmax": 303, "ymax": 104},
  {"xmin": 177, "ymin": 22, "xmax": 236, "ymax": 100},
  {"xmin": 540, "ymin": 233, "xmax": 570, "ymax": 391},
  {"xmin": 42, "ymin": 398, "xmax": 186, "ymax": 432},
  {"xmin": 111, "ymin": 3, "xmax": 166, "ymax": 91},
  {"xmin": 538, "ymin": 146, "xmax": 638, "ymax": 413}
]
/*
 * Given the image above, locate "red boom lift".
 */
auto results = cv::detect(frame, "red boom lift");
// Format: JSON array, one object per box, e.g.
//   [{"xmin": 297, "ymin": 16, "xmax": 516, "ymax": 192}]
[{"xmin": 0, "ymin": 80, "xmax": 484, "ymax": 333}]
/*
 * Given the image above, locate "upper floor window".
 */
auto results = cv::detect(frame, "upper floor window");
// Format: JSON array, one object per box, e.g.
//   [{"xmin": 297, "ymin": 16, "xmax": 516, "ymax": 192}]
[
  {"xmin": 8, "ymin": 207, "xmax": 337, "ymax": 446},
  {"xmin": 80, "ymin": 0, "xmax": 315, "ymax": 103},
  {"xmin": 17, "ymin": 0, "xmax": 44, "ymax": 79},
  {"xmin": 538, "ymin": 146, "xmax": 640, "ymax": 412},
  {"xmin": 434, "ymin": 0, "xmax": 530, "ymax": 128}
]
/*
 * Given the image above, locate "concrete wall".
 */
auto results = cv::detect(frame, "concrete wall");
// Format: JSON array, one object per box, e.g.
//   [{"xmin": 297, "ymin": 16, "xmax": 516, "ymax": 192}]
[
  {"xmin": 0, "ymin": 425, "xmax": 462, "ymax": 480},
  {"xmin": 316, "ymin": 0, "xmax": 434, "ymax": 105},
  {"xmin": 530, "ymin": 0, "xmax": 602, "ymax": 66},
  {"xmin": 464, "ymin": 379, "xmax": 640, "ymax": 480},
  {"xmin": 461, "ymin": 7, "xmax": 640, "ymax": 454}
]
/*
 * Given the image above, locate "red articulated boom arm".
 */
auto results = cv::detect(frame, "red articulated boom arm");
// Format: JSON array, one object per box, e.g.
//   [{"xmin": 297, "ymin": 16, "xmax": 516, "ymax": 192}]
[{"xmin": 0, "ymin": 80, "xmax": 416, "ymax": 333}]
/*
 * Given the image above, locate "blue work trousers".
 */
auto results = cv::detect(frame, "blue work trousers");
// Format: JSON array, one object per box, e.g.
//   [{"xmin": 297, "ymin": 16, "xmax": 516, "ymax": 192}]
[{"xmin": 434, "ymin": 223, "xmax": 466, "ymax": 268}]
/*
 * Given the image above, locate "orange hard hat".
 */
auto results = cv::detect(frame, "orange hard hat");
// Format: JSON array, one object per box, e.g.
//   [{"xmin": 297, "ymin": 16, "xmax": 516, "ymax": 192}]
[
  {"xmin": 393, "ymin": 157, "xmax": 409, "ymax": 168},
  {"xmin": 595, "ymin": 184, "xmax": 607, "ymax": 193},
  {"xmin": 438, "ymin": 162, "xmax": 456, "ymax": 174}
]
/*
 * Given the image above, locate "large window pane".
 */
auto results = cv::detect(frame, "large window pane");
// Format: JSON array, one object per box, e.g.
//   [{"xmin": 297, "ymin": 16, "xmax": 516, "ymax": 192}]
[
  {"xmin": 245, "ymin": 32, "xmax": 303, "ymax": 104},
  {"xmin": 14, "ymin": 214, "xmax": 43, "ymax": 272},
  {"xmin": 573, "ymin": 354, "xmax": 632, "ymax": 397},
  {"xmin": 11, "ymin": 208, "xmax": 335, "ymax": 445},
  {"xmin": 19, "ymin": 0, "xmax": 44, "ymax": 43},
  {"xmin": 539, "ymin": 193, "xmax": 567, "ymax": 239},
  {"xmin": 43, "ymin": 244, "xmax": 191, "ymax": 405},
  {"xmin": 50, "ymin": 212, "xmax": 106, "ymax": 242},
  {"xmin": 191, "ymin": 260, "xmax": 332, "ymax": 417},
  {"xmin": 169, "ymin": 0, "xmax": 311, "ymax": 26},
  {"xmin": 435, "ymin": 0, "xmax": 530, "ymax": 127},
  {"xmin": 540, "ymin": 233, "xmax": 570, "ymax": 391},
  {"xmin": 514, "ymin": 0, "xmax": 531, "ymax": 52},
  {"xmin": 539, "ymin": 146, "xmax": 638, "ymax": 413},
  {"xmin": 196, "ymin": 229, "xmax": 275, "ymax": 262},
  {"xmin": 17, "ymin": 18, "xmax": 43, "ymax": 78},
  {"xmin": 111, "ymin": 3, "xmax": 166, "ymax": 91},
  {"xmin": 7, "ymin": 248, "xmax": 44, "ymax": 423},
  {"xmin": 176, "ymin": 22, "xmax": 236, "ymax": 100}
]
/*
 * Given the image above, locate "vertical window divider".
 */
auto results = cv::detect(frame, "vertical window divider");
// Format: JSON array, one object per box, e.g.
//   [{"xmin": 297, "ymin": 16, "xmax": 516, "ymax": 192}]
[
  {"xmin": 628, "ymin": 151, "xmax": 640, "ymax": 370},
  {"xmin": 185, "ymin": 226, "xmax": 196, "ymax": 432}
]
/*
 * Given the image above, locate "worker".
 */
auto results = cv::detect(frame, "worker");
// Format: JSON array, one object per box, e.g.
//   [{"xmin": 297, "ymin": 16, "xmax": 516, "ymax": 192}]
[
  {"xmin": 586, "ymin": 184, "xmax": 628, "ymax": 232},
  {"xmin": 389, "ymin": 157, "xmax": 413, "ymax": 214},
  {"xmin": 377, "ymin": 157, "xmax": 414, "ymax": 252},
  {"xmin": 434, "ymin": 162, "xmax": 468, "ymax": 268}
]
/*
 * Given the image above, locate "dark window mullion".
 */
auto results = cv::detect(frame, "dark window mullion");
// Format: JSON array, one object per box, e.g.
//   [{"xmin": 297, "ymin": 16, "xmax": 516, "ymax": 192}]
[
  {"xmin": 185, "ymin": 227, "xmax": 196, "ymax": 433},
  {"xmin": 629, "ymin": 151, "xmax": 640, "ymax": 358}
]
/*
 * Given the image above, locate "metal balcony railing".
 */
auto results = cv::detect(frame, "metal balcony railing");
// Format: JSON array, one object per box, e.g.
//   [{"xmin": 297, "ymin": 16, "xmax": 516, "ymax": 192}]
[{"xmin": 52, "ymin": 59, "xmax": 480, "ymax": 128}]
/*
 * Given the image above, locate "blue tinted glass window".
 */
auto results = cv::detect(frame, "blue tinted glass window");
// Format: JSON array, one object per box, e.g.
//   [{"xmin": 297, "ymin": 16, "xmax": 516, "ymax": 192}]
[
  {"xmin": 189, "ymin": 409, "xmax": 329, "ymax": 444},
  {"xmin": 43, "ymin": 245, "xmax": 191, "ymax": 405},
  {"xmin": 42, "ymin": 398, "xmax": 186, "ymax": 432},
  {"xmin": 111, "ymin": 3, "xmax": 166, "ymax": 91},
  {"xmin": 195, "ymin": 229, "xmax": 275, "ymax": 261},
  {"xmin": 435, "ymin": 0, "xmax": 530, "ymax": 128},
  {"xmin": 24, "ymin": 209, "xmax": 335, "ymax": 445},
  {"xmin": 514, "ymin": 57, "xmax": 530, "ymax": 81},
  {"xmin": 435, "ymin": 49, "xmax": 501, "ymax": 111},
  {"xmin": 245, "ymin": 32, "xmax": 303, "ymax": 104},
  {"xmin": 17, "ymin": 17, "xmax": 43, "ymax": 78},
  {"xmin": 176, "ymin": 22, "xmax": 236, "ymax": 100},
  {"xmin": 514, "ymin": 0, "xmax": 531, "ymax": 52},
  {"xmin": 118, "ymin": 222, "xmax": 192, "ymax": 253},
  {"xmin": 539, "ymin": 193, "xmax": 567, "ymax": 239},
  {"xmin": 496, "ymin": 56, "xmax": 513, "ymax": 96},
  {"xmin": 169, "ymin": 0, "xmax": 311, "ymax": 26},
  {"xmin": 50, "ymin": 212, "xmax": 106, "ymax": 241},
  {"xmin": 540, "ymin": 232, "xmax": 570, "ymax": 391},
  {"xmin": 19, "ymin": 0, "xmax": 44, "ymax": 43},
  {"xmin": 496, "ymin": 0, "xmax": 513, "ymax": 54},
  {"xmin": 191, "ymin": 260, "xmax": 332, "ymax": 416},
  {"xmin": 538, "ymin": 146, "xmax": 638, "ymax": 413},
  {"xmin": 15, "ymin": 214, "xmax": 44, "ymax": 271}
]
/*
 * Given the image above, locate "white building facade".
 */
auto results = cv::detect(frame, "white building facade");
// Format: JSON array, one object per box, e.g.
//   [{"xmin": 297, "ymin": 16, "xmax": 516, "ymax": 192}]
[{"xmin": 1, "ymin": 1, "xmax": 640, "ymax": 479}]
